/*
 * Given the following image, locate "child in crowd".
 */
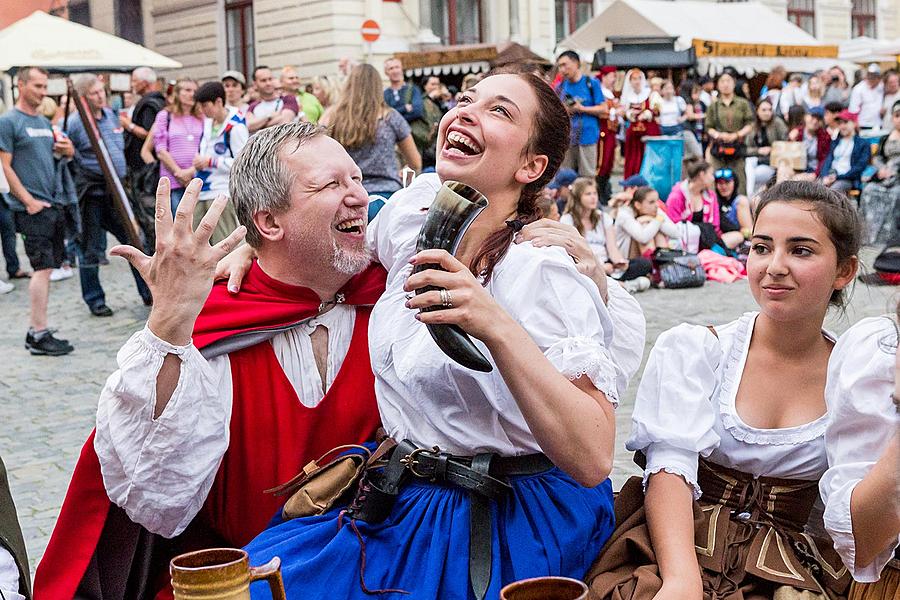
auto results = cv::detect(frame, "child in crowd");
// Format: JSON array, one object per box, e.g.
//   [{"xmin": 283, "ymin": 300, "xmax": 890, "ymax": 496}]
[
  {"xmin": 588, "ymin": 180, "xmax": 861, "ymax": 599},
  {"xmin": 562, "ymin": 178, "xmax": 651, "ymax": 292},
  {"xmin": 664, "ymin": 158, "xmax": 723, "ymax": 250},
  {"xmin": 614, "ymin": 186, "xmax": 679, "ymax": 259}
]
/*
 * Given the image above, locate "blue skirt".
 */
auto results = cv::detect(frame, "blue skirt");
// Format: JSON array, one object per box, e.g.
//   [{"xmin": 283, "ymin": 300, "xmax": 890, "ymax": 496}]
[{"xmin": 245, "ymin": 468, "xmax": 614, "ymax": 600}]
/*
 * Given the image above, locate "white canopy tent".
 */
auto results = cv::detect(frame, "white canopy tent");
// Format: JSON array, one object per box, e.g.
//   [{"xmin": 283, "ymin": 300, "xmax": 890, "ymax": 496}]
[
  {"xmin": 559, "ymin": 0, "xmax": 855, "ymax": 76},
  {"xmin": 0, "ymin": 11, "xmax": 181, "ymax": 73},
  {"xmin": 839, "ymin": 36, "xmax": 900, "ymax": 64}
]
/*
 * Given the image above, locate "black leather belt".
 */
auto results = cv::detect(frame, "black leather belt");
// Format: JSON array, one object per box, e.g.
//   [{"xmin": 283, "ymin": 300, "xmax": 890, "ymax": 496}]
[{"xmin": 347, "ymin": 439, "xmax": 553, "ymax": 600}]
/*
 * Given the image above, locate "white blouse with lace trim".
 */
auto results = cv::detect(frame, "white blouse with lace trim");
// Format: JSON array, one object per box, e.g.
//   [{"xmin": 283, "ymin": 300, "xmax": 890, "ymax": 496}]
[
  {"xmin": 626, "ymin": 312, "xmax": 831, "ymax": 499},
  {"xmin": 820, "ymin": 316, "xmax": 899, "ymax": 582},
  {"xmin": 367, "ymin": 173, "xmax": 620, "ymax": 456}
]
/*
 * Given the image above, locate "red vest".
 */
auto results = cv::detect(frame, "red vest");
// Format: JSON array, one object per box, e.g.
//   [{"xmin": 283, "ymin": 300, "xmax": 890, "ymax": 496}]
[{"xmin": 202, "ymin": 309, "xmax": 380, "ymax": 546}]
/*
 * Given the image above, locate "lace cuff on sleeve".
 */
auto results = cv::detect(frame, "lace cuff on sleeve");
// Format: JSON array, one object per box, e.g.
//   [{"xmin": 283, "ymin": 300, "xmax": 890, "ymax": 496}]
[
  {"xmin": 545, "ymin": 336, "xmax": 621, "ymax": 407},
  {"xmin": 644, "ymin": 443, "xmax": 702, "ymax": 500}
]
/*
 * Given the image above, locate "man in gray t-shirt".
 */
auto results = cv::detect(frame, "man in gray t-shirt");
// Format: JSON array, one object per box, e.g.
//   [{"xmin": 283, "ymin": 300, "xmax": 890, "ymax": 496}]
[{"xmin": 0, "ymin": 66, "xmax": 76, "ymax": 356}]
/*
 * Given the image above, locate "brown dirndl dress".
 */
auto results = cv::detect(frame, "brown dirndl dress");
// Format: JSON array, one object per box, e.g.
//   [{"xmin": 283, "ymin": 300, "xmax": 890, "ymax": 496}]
[{"xmin": 585, "ymin": 459, "xmax": 852, "ymax": 600}]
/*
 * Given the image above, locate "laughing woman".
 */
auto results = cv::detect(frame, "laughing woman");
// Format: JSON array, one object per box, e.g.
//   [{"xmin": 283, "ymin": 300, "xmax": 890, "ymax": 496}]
[
  {"xmin": 244, "ymin": 69, "xmax": 619, "ymax": 599},
  {"xmin": 587, "ymin": 181, "xmax": 861, "ymax": 599}
]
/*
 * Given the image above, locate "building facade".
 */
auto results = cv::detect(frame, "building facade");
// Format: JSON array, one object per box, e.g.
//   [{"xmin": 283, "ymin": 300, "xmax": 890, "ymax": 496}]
[{"xmin": 32, "ymin": 0, "xmax": 900, "ymax": 81}]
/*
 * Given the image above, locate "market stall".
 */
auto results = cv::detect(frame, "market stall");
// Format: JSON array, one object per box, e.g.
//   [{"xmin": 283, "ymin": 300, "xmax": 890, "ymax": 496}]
[{"xmin": 559, "ymin": 0, "xmax": 856, "ymax": 77}]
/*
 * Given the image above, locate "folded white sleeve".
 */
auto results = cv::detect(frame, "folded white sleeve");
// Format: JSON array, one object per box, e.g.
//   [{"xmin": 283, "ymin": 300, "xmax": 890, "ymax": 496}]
[
  {"xmin": 95, "ymin": 326, "xmax": 233, "ymax": 538},
  {"xmin": 820, "ymin": 316, "xmax": 899, "ymax": 582},
  {"xmin": 625, "ymin": 324, "xmax": 722, "ymax": 499},
  {"xmin": 498, "ymin": 244, "xmax": 621, "ymax": 405}
]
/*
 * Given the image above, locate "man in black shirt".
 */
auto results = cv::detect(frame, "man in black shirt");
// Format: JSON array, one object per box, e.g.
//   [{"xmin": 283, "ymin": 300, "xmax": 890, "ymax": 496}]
[{"xmin": 119, "ymin": 66, "xmax": 165, "ymax": 248}]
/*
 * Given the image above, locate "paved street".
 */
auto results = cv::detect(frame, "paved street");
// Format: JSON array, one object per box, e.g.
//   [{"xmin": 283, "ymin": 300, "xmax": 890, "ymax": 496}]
[{"xmin": 0, "ymin": 243, "xmax": 894, "ymax": 574}]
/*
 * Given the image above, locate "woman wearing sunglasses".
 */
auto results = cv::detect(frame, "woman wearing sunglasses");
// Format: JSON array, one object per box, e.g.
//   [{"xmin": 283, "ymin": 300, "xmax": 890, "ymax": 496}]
[{"xmin": 713, "ymin": 167, "xmax": 752, "ymax": 249}]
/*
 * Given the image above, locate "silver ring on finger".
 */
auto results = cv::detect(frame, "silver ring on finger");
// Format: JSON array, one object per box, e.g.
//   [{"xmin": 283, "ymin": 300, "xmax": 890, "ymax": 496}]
[{"xmin": 439, "ymin": 288, "xmax": 453, "ymax": 308}]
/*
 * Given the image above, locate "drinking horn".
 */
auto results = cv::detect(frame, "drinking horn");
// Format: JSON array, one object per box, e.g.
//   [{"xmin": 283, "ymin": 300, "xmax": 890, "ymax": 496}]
[{"xmin": 414, "ymin": 181, "xmax": 493, "ymax": 372}]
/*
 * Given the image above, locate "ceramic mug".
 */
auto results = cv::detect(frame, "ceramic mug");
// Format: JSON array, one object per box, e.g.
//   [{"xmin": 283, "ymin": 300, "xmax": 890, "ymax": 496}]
[
  {"xmin": 500, "ymin": 576, "xmax": 589, "ymax": 600},
  {"xmin": 170, "ymin": 548, "xmax": 286, "ymax": 600}
]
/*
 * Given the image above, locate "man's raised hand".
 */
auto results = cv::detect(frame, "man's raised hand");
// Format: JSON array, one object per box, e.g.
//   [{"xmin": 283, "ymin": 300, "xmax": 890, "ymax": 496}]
[{"xmin": 109, "ymin": 177, "xmax": 246, "ymax": 346}]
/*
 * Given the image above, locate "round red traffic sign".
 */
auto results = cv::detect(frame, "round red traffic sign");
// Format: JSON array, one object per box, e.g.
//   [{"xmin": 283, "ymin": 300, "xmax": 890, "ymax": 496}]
[{"xmin": 361, "ymin": 19, "xmax": 381, "ymax": 42}]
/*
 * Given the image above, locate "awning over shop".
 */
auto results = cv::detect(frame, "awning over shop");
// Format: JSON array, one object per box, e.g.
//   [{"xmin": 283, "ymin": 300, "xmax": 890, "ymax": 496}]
[
  {"xmin": 397, "ymin": 42, "xmax": 551, "ymax": 78},
  {"xmin": 839, "ymin": 36, "xmax": 900, "ymax": 64},
  {"xmin": 559, "ymin": 0, "xmax": 849, "ymax": 76},
  {"xmin": 0, "ymin": 11, "xmax": 181, "ymax": 73},
  {"xmin": 593, "ymin": 36, "xmax": 695, "ymax": 69}
]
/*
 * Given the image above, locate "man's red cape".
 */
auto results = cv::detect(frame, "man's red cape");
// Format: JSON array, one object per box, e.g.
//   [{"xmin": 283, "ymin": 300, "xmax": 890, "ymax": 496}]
[{"xmin": 34, "ymin": 261, "xmax": 386, "ymax": 599}]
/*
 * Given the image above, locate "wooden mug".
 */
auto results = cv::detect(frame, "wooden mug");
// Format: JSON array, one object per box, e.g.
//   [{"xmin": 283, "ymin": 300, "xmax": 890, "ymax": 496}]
[
  {"xmin": 500, "ymin": 576, "xmax": 589, "ymax": 600},
  {"xmin": 170, "ymin": 548, "xmax": 286, "ymax": 600}
]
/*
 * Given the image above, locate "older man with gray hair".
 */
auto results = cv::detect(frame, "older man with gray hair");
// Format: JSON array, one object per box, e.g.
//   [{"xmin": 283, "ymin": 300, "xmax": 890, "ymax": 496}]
[
  {"xmin": 34, "ymin": 122, "xmax": 385, "ymax": 598},
  {"xmin": 65, "ymin": 74, "xmax": 152, "ymax": 316},
  {"xmin": 121, "ymin": 66, "xmax": 166, "ymax": 246}
]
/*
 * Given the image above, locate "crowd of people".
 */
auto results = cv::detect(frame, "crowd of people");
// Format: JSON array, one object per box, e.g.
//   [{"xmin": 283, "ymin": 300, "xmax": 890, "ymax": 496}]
[{"xmin": 0, "ymin": 54, "xmax": 896, "ymax": 600}]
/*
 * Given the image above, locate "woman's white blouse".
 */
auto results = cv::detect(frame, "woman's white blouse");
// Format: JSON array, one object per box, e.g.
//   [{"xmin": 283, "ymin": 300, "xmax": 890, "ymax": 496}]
[
  {"xmin": 626, "ymin": 312, "xmax": 831, "ymax": 499},
  {"xmin": 367, "ymin": 174, "xmax": 620, "ymax": 456},
  {"xmin": 820, "ymin": 316, "xmax": 899, "ymax": 582}
]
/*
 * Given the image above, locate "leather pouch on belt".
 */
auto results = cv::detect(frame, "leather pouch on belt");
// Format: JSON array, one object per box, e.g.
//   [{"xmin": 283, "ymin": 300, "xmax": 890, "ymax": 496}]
[{"xmin": 266, "ymin": 445, "xmax": 370, "ymax": 520}]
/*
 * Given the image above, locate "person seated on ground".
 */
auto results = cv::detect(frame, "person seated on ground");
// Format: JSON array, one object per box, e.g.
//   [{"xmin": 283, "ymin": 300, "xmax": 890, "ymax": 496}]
[
  {"xmin": 789, "ymin": 106, "xmax": 831, "ymax": 179},
  {"xmin": 821, "ymin": 110, "xmax": 872, "ymax": 194},
  {"xmin": 537, "ymin": 188, "xmax": 561, "ymax": 221},
  {"xmin": 786, "ymin": 103, "xmax": 807, "ymax": 132},
  {"xmin": 587, "ymin": 180, "xmax": 861, "ymax": 600},
  {"xmin": 713, "ymin": 167, "xmax": 753, "ymax": 247},
  {"xmin": 547, "ymin": 167, "xmax": 577, "ymax": 216},
  {"xmin": 608, "ymin": 174, "xmax": 649, "ymax": 216},
  {"xmin": 820, "ymin": 312, "xmax": 900, "ymax": 597},
  {"xmin": 241, "ymin": 68, "xmax": 623, "ymax": 600},
  {"xmin": 614, "ymin": 186, "xmax": 679, "ymax": 259},
  {"xmin": 824, "ymin": 101, "xmax": 843, "ymax": 140},
  {"xmin": 859, "ymin": 100, "xmax": 900, "ymax": 245},
  {"xmin": 746, "ymin": 97, "xmax": 788, "ymax": 191},
  {"xmin": 562, "ymin": 177, "xmax": 652, "ymax": 292},
  {"xmin": 664, "ymin": 157, "xmax": 724, "ymax": 250}
]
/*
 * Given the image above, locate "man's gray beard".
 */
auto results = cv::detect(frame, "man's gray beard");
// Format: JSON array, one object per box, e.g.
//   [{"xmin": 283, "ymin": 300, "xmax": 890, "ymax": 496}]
[{"xmin": 332, "ymin": 239, "xmax": 372, "ymax": 275}]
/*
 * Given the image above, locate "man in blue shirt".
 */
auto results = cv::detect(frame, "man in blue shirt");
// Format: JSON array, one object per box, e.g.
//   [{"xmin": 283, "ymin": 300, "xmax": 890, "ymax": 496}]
[
  {"xmin": 66, "ymin": 74, "xmax": 151, "ymax": 317},
  {"xmin": 383, "ymin": 57, "xmax": 423, "ymax": 123},
  {"xmin": 555, "ymin": 51, "xmax": 605, "ymax": 179},
  {"xmin": 0, "ymin": 66, "xmax": 76, "ymax": 355}
]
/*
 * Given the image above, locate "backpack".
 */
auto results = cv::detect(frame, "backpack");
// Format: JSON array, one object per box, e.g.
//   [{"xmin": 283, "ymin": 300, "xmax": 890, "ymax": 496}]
[{"xmin": 405, "ymin": 85, "xmax": 443, "ymax": 154}]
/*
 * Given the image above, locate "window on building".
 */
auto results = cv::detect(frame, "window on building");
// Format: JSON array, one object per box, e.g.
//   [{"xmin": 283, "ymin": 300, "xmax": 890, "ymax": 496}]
[
  {"xmin": 555, "ymin": 0, "xmax": 593, "ymax": 42},
  {"xmin": 787, "ymin": 0, "xmax": 815, "ymax": 36},
  {"xmin": 851, "ymin": 0, "xmax": 877, "ymax": 38},
  {"xmin": 116, "ymin": 0, "xmax": 144, "ymax": 45},
  {"xmin": 225, "ymin": 0, "xmax": 255, "ymax": 79},
  {"xmin": 431, "ymin": 0, "xmax": 482, "ymax": 45}
]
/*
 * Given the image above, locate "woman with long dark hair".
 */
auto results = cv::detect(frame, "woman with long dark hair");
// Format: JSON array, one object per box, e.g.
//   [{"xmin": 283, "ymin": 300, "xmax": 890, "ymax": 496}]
[{"xmin": 244, "ymin": 68, "xmax": 620, "ymax": 599}]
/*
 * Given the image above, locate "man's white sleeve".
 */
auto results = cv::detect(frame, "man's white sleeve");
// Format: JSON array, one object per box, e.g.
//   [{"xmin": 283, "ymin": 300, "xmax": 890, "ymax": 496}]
[{"xmin": 94, "ymin": 326, "xmax": 233, "ymax": 538}]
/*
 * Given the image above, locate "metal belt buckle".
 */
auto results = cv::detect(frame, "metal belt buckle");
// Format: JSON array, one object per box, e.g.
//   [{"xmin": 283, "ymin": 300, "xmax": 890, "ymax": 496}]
[{"xmin": 400, "ymin": 445, "xmax": 441, "ymax": 479}]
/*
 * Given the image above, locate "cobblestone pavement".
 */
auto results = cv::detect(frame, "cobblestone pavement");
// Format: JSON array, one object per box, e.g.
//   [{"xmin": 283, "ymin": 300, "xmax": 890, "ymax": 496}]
[{"xmin": 0, "ymin": 243, "xmax": 894, "ymax": 574}]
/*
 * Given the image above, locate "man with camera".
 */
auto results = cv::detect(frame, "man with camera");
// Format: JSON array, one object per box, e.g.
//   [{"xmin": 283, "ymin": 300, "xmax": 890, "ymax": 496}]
[{"xmin": 555, "ymin": 51, "xmax": 606, "ymax": 180}]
